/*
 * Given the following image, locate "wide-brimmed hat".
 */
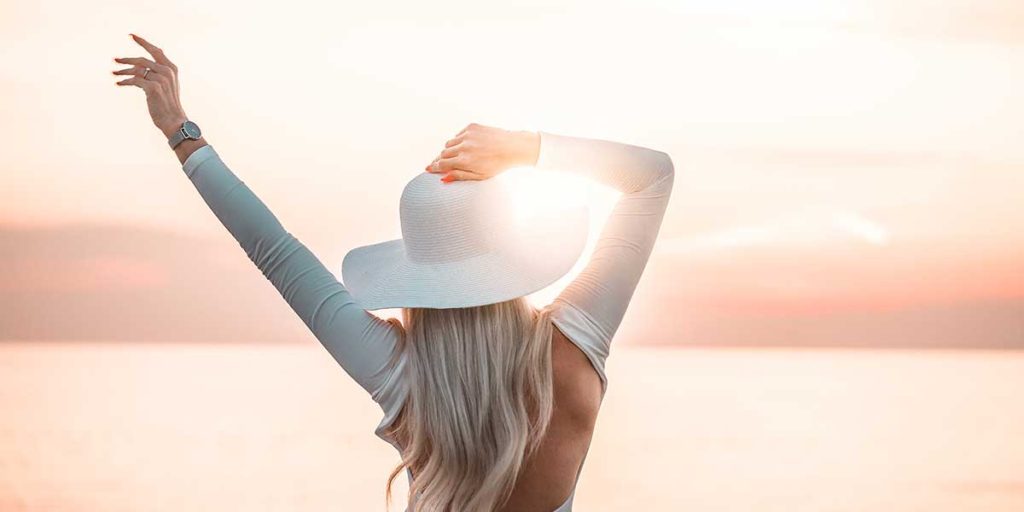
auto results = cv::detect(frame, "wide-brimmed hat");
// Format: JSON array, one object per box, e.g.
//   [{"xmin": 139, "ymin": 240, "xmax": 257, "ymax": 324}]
[{"xmin": 341, "ymin": 171, "xmax": 589, "ymax": 310}]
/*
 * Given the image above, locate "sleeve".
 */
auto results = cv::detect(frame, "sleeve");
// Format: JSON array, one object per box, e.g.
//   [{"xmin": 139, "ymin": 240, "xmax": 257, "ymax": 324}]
[
  {"xmin": 534, "ymin": 132, "xmax": 675, "ymax": 392},
  {"xmin": 181, "ymin": 145, "xmax": 405, "ymax": 408}
]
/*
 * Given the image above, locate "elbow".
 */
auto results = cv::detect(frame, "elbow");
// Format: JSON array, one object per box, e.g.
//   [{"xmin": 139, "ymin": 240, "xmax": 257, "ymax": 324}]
[
  {"xmin": 658, "ymin": 150, "xmax": 675, "ymax": 179},
  {"xmin": 651, "ymin": 149, "xmax": 675, "ymax": 187},
  {"xmin": 631, "ymin": 147, "xmax": 675, "ymax": 195}
]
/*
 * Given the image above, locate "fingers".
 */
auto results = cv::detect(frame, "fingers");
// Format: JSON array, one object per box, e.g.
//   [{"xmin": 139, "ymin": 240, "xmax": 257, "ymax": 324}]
[
  {"xmin": 455, "ymin": 122, "xmax": 480, "ymax": 138},
  {"xmin": 440, "ymin": 144, "xmax": 462, "ymax": 159},
  {"xmin": 116, "ymin": 76, "xmax": 155, "ymax": 90},
  {"xmin": 114, "ymin": 56, "xmax": 159, "ymax": 69},
  {"xmin": 429, "ymin": 153, "xmax": 483, "ymax": 172},
  {"xmin": 424, "ymin": 123, "xmax": 486, "ymax": 180},
  {"xmin": 114, "ymin": 57, "xmax": 174, "ymax": 87},
  {"xmin": 442, "ymin": 170, "xmax": 482, "ymax": 183},
  {"xmin": 130, "ymin": 34, "xmax": 174, "ymax": 68},
  {"xmin": 428, "ymin": 156, "xmax": 483, "ymax": 184},
  {"xmin": 114, "ymin": 56, "xmax": 174, "ymax": 80},
  {"xmin": 111, "ymin": 66, "xmax": 146, "ymax": 77},
  {"xmin": 428, "ymin": 140, "xmax": 465, "ymax": 169},
  {"xmin": 429, "ymin": 156, "xmax": 463, "ymax": 173}
]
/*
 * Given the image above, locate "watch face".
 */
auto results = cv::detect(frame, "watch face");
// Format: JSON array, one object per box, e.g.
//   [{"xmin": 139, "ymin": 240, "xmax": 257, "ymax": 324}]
[{"xmin": 182, "ymin": 121, "xmax": 202, "ymax": 139}]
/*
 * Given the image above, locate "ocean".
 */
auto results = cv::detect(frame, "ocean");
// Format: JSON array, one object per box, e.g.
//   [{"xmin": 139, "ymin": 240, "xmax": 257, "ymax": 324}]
[{"xmin": 2, "ymin": 342, "xmax": 1023, "ymax": 511}]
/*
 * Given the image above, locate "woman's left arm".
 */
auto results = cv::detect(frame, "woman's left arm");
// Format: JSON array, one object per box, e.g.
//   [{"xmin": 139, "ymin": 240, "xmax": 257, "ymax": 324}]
[{"xmin": 113, "ymin": 35, "xmax": 404, "ymax": 405}]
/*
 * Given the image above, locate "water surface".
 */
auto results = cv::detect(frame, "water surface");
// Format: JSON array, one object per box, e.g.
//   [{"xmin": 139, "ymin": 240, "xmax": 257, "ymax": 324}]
[{"xmin": 2, "ymin": 343, "xmax": 1023, "ymax": 511}]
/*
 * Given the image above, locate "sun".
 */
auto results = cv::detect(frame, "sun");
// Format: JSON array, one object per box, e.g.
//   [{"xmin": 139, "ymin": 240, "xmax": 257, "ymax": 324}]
[
  {"xmin": 501, "ymin": 165, "xmax": 621, "ymax": 306},
  {"xmin": 502, "ymin": 166, "xmax": 589, "ymax": 224}
]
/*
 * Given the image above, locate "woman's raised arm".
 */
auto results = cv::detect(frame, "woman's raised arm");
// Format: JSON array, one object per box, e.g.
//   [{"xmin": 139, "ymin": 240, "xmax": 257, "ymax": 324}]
[
  {"xmin": 534, "ymin": 132, "xmax": 675, "ymax": 391},
  {"xmin": 113, "ymin": 35, "xmax": 405, "ymax": 408},
  {"xmin": 426, "ymin": 124, "xmax": 675, "ymax": 392}
]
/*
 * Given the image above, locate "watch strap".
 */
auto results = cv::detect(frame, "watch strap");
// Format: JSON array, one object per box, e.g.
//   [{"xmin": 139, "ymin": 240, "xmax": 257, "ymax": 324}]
[{"xmin": 168, "ymin": 127, "xmax": 187, "ymax": 149}]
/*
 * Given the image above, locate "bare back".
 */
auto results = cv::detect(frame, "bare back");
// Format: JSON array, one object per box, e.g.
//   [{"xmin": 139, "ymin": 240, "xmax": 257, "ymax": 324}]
[{"xmin": 498, "ymin": 325, "xmax": 603, "ymax": 511}]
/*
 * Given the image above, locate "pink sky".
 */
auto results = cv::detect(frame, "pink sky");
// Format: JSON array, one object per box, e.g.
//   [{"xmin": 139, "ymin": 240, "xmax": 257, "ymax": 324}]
[{"xmin": 0, "ymin": 0, "xmax": 1021, "ymax": 345}]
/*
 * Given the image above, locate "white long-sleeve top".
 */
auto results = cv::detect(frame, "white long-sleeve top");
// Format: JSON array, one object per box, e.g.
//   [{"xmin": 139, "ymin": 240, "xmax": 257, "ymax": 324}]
[{"xmin": 180, "ymin": 131, "xmax": 675, "ymax": 511}]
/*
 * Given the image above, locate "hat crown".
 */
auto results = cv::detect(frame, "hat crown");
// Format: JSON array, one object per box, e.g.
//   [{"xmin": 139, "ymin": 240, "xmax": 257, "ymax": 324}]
[
  {"xmin": 399, "ymin": 173, "xmax": 513, "ymax": 264},
  {"xmin": 342, "ymin": 171, "xmax": 589, "ymax": 310}
]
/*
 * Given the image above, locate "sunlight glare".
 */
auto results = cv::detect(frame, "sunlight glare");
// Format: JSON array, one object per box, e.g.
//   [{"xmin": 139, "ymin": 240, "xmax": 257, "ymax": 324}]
[
  {"xmin": 502, "ymin": 166, "xmax": 590, "ymax": 227},
  {"xmin": 499, "ymin": 166, "xmax": 621, "ymax": 306}
]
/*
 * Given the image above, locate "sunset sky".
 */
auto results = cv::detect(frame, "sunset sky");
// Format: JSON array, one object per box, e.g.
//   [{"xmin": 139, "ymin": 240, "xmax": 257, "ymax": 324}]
[{"xmin": 1, "ymin": 0, "xmax": 1021, "ymax": 346}]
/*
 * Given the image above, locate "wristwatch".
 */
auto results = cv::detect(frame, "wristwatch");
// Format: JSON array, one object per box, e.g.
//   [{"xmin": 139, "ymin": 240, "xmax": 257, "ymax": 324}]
[{"xmin": 168, "ymin": 120, "xmax": 202, "ymax": 149}]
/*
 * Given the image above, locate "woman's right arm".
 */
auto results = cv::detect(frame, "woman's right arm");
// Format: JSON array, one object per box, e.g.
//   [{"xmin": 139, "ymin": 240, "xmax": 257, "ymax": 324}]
[
  {"xmin": 112, "ymin": 35, "xmax": 405, "ymax": 410},
  {"xmin": 177, "ymin": 145, "xmax": 405, "ymax": 402}
]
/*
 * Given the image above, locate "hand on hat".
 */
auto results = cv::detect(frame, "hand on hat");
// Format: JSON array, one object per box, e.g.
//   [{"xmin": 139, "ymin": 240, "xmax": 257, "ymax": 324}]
[{"xmin": 426, "ymin": 123, "xmax": 540, "ymax": 183}]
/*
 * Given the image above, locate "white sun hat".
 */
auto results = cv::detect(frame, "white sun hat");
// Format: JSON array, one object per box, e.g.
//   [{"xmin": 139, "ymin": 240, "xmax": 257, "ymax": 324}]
[{"xmin": 341, "ymin": 171, "xmax": 589, "ymax": 310}]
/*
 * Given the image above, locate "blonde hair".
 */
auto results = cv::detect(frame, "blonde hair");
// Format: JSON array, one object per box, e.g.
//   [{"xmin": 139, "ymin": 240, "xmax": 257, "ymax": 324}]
[{"xmin": 385, "ymin": 297, "xmax": 555, "ymax": 511}]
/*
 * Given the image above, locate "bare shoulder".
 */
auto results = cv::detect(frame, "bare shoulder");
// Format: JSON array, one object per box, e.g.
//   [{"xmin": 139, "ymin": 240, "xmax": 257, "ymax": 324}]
[{"xmin": 549, "ymin": 323, "xmax": 604, "ymax": 430}]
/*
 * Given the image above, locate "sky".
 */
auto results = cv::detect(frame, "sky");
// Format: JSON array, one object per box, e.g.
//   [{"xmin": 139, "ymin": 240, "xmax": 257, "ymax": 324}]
[{"xmin": 0, "ymin": 0, "xmax": 1022, "ymax": 346}]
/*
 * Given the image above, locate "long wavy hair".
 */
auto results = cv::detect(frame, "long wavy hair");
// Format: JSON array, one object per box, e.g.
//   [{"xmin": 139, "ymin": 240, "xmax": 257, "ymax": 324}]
[{"xmin": 384, "ymin": 297, "xmax": 555, "ymax": 511}]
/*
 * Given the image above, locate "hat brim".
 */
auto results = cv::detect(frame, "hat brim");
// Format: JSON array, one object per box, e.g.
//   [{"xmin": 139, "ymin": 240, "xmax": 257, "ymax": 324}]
[{"xmin": 341, "ymin": 206, "xmax": 589, "ymax": 310}]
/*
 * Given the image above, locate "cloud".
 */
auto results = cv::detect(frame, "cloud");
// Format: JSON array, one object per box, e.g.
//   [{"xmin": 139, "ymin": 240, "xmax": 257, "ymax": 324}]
[
  {"xmin": 2, "ymin": 221, "xmax": 1020, "ymax": 349},
  {"xmin": 659, "ymin": 209, "xmax": 890, "ymax": 255},
  {"xmin": 831, "ymin": 211, "xmax": 890, "ymax": 246},
  {"xmin": 0, "ymin": 224, "xmax": 310, "ymax": 343}
]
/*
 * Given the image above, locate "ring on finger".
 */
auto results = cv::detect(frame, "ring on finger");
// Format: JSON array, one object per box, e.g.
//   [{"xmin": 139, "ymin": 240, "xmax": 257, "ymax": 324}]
[{"xmin": 143, "ymin": 68, "xmax": 151, "ymax": 79}]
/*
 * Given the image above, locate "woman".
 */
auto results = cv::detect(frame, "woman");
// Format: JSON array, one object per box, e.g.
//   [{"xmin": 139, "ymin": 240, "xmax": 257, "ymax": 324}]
[{"xmin": 114, "ymin": 34, "xmax": 674, "ymax": 512}]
